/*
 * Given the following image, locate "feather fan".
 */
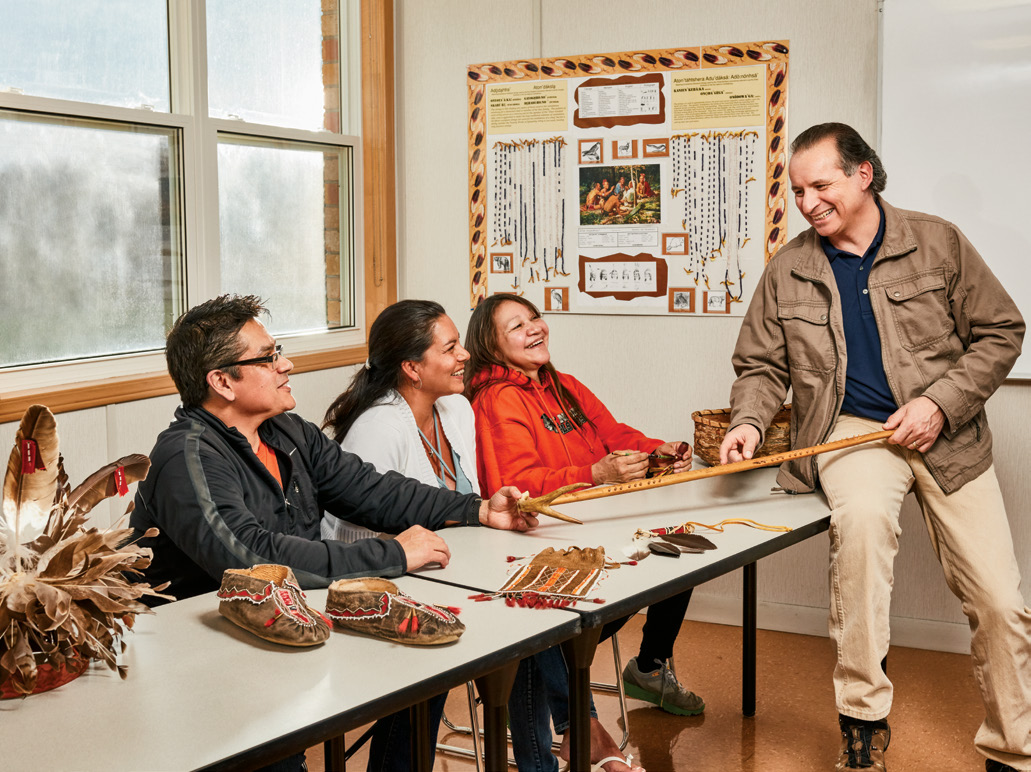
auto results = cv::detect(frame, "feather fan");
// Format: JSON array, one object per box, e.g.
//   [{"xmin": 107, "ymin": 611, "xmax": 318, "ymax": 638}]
[
  {"xmin": 0, "ymin": 405, "xmax": 171, "ymax": 698},
  {"xmin": 65, "ymin": 454, "xmax": 150, "ymax": 516},
  {"xmin": 2, "ymin": 405, "xmax": 61, "ymax": 549}
]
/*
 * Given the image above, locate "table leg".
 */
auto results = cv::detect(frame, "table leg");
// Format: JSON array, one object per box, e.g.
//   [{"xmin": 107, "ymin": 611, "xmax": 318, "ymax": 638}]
[
  {"xmin": 743, "ymin": 561, "xmax": 757, "ymax": 717},
  {"xmin": 473, "ymin": 661, "xmax": 519, "ymax": 772},
  {"xmin": 324, "ymin": 735, "xmax": 347, "ymax": 771},
  {"xmin": 561, "ymin": 625, "xmax": 603, "ymax": 772},
  {"xmin": 409, "ymin": 699, "xmax": 432, "ymax": 772}
]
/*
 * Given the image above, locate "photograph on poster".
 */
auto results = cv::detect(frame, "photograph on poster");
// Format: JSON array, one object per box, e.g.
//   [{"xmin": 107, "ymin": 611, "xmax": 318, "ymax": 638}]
[
  {"xmin": 579, "ymin": 163, "xmax": 661, "ymax": 226},
  {"xmin": 612, "ymin": 139, "xmax": 637, "ymax": 160},
  {"xmin": 662, "ymin": 233, "xmax": 687, "ymax": 255},
  {"xmin": 585, "ymin": 261, "xmax": 657, "ymax": 293},
  {"xmin": 545, "ymin": 286, "xmax": 569, "ymax": 311},
  {"xmin": 703, "ymin": 290, "xmax": 730, "ymax": 314},
  {"xmin": 668, "ymin": 287, "xmax": 696, "ymax": 313},
  {"xmin": 642, "ymin": 138, "xmax": 670, "ymax": 157},
  {"xmin": 491, "ymin": 252, "xmax": 513, "ymax": 273},
  {"xmin": 579, "ymin": 138, "xmax": 603, "ymax": 164}
]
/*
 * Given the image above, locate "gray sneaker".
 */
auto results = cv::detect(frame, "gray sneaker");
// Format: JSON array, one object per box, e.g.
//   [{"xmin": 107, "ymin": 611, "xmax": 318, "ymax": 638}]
[{"xmin": 621, "ymin": 657, "xmax": 705, "ymax": 716}]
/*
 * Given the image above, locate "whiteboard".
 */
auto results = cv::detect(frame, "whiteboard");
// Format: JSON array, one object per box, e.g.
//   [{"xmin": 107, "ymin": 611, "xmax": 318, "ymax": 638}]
[{"xmin": 881, "ymin": 0, "xmax": 1031, "ymax": 378}]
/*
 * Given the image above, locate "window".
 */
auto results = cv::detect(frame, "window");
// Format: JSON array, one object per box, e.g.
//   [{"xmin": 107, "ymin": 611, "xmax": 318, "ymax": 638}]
[
  {"xmin": 0, "ymin": 111, "xmax": 182, "ymax": 368},
  {"xmin": 0, "ymin": 0, "xmax": 393, "ymax": 419}
]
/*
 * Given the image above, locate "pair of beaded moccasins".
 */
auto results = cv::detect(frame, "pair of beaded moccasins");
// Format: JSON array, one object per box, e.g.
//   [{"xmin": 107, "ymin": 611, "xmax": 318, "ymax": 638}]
[{"xmin": 217, "ymin": 565, "xmax": 464, "ymax": 647}]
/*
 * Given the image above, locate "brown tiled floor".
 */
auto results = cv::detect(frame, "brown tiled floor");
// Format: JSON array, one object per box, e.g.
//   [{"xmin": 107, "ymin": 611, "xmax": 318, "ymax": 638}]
[{"xmin": 307, "ymin": 614, "xmax": 984, "ymax": 771}]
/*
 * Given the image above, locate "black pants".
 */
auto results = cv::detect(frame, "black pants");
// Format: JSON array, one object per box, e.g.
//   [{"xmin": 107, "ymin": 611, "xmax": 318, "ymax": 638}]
[{"xmin": 638, "ymin": 587, "xmax": 693, "ymax": 666}]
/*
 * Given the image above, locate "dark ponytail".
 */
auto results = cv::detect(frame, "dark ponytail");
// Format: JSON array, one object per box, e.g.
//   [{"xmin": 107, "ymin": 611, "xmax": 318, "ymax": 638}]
[{"xmin": 323, "ymin": 299, "xmax": 445, "ymax": 442}]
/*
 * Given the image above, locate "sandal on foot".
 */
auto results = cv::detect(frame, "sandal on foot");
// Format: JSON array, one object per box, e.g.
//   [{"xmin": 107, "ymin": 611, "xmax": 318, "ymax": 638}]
[{"xmin": 591, "ymin": 754, "xmax": 643, "ymax": 772}]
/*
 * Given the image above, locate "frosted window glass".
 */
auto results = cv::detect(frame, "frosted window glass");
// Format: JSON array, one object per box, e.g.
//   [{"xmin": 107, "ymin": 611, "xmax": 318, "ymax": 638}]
[
  {"xmin": 0, "ymin": 0, "xmax": 169, "ymax": 111},
  {"xmin": 218, "ymin": 139, "xmax": 352, "ymax": 334},
  {"xmin": 0, "ymin": 112, "xmax": 183, "ymax": 367},
  {"xmin": 207, "ymin": 0, "xmax": 341, "ymax": 131}
]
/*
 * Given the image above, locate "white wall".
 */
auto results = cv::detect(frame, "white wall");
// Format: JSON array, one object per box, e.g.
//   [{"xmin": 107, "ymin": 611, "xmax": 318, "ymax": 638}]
[{"xmin": 6, "ymin": 0, "xmax": 1029, "ymax": 655}]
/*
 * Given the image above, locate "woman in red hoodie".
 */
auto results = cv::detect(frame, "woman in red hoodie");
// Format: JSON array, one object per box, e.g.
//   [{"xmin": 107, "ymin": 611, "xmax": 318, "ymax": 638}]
[{"xmin": 465, "ymin": 294, "xmax": 704, "ymax": 770}]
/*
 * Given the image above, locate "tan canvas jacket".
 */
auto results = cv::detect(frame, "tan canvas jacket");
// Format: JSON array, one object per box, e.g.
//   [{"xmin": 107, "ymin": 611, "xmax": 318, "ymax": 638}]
[{"xmin": 728, "ymin": 199, "xmax": 1024, "ymax": 494}]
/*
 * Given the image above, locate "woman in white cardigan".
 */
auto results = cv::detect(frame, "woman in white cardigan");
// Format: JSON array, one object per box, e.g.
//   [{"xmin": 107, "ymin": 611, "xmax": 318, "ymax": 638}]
[
  {"xmin": 322, "ymin": 299, "xmax": 477, "ymax": 519},
  {"xmin": 321, "ymin": 299, "xmax": 475, "ymax": 772},
  {"xmin": 322, "ymin": 388, "xmax": 478, "ymax": 540}
]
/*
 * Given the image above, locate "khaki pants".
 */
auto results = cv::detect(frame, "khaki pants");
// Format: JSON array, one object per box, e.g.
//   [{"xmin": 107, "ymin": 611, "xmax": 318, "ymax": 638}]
[{"xmin": 817, "ymin": 414, "xmax": 1031, "ymax": 768}]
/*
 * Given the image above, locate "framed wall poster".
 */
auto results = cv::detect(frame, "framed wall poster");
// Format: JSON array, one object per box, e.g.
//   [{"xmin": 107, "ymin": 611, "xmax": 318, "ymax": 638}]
[
  {"xmin": 612, "ymin": 139, "xmax": 638, "ymax": 160},
  {"xmin": 641, "ymin": 138, "xmax": 670, "ymax": 157},
  {"xmin": 467, "ymin": 41, "xmax": 789, "ymax": 316},
  {"xmin": 578, "ymin": 138, "xmax": 604, "ymax": 164},
  {"xmin": 662, "ymin": 233, "xmax": 687, "ymax": 255},
  {"xmin": 490, "ymin": 252, "xmax": 514, "ymax": 273},
  {"xmin": 703, "ymin": 290, "xmax": 731, "ymax": 314},
  {"xmin": 668, "ymin": 287, "xmax": 696, "ymax": 313},
  {"xmin": 545, "ymin": 286, "xmax": 570, "ymax": 311}
]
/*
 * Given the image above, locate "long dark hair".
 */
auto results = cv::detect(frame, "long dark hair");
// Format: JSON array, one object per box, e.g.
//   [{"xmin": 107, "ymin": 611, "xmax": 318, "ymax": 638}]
[
  {"xmin": 464, "ymin": 293, "xmax": 591, "ymax": 426},
  {"xmin": 323, "ymin": 299, "xmax": 445, "ymax": 442}
]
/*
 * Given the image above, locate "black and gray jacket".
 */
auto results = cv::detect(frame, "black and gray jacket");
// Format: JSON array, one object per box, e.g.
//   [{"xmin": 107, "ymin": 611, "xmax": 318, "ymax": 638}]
[{"xmin": 131, "ymin": 406, "xmax": 481, "ymax": 603}]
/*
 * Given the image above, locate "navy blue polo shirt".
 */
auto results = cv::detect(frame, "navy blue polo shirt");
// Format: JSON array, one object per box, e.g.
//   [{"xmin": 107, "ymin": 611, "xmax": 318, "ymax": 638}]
[{"xmin": 823, "ymin": 204, "xmax": 897, "ymax": 422}]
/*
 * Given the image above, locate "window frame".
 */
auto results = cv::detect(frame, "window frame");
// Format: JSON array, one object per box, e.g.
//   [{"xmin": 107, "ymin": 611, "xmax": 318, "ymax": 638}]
[{"xmin": 0, "ymin": 0, "xmax": 396, "ymax": 423}]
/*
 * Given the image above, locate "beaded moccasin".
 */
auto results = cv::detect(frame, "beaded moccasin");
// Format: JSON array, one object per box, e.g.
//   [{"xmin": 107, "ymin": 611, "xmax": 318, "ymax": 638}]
[
  {"xmin": 325, "ymin": 578, "xmax": 464, "ymax": 645},
  {"xmin": 217, "ymin": 565, "xmax": 331, "ymax": 647}
]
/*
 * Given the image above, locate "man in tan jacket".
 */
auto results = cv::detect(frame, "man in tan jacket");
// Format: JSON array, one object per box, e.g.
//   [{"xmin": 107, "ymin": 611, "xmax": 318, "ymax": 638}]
[{"xmin": 720, "ymin": 123, "xmax": 1030, "ymax": 772}]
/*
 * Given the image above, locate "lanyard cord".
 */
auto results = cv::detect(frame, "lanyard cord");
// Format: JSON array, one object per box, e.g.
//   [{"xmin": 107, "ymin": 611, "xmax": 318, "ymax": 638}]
[
  {"xmin": 639, "ymin": 518, "xmax": 792, "ymax": 537},
  {"xmin": 418, "ymin": 407, "xmax": 458, "ymax": 485}
]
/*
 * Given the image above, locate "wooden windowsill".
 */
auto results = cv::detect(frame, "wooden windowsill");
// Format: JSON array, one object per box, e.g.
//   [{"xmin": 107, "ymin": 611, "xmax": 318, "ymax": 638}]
[{"xmin": 0, "ymin": 346, "xmax": 369, "ymax": 423}]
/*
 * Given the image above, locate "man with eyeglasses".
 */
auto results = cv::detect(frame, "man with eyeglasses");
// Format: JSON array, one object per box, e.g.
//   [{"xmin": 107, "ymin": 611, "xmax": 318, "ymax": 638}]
[{"xmin": 130, "ymin": 294, "xmax": 538, "ymax": 605}]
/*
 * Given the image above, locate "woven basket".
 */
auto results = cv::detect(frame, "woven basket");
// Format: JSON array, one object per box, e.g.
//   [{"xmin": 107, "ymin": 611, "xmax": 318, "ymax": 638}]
[{"xmin": 691, "ymin": 405, "xmax": 792, "ymax": 467}]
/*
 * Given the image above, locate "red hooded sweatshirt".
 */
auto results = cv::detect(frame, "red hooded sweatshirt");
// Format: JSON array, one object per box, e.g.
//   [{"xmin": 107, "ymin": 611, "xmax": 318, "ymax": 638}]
[{"xmin": 470, "ymin": 364, "xmax": 662, "ymax": 497}]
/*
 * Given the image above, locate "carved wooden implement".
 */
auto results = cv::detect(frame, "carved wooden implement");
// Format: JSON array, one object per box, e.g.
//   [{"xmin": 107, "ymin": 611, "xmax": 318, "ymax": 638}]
[
  {"xmin": 516, "ymin": 483, "xmax": 590, "ymax": 524},
  {"xmin": 519, "ymin": 430, "xmax": 895, "ymax": 519}
]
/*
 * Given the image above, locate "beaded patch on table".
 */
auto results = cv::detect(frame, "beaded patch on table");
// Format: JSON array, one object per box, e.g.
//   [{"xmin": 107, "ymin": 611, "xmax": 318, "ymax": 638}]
[{"xmin": 470, "ymin": 546, "xmax": 610, "ymax": 609}]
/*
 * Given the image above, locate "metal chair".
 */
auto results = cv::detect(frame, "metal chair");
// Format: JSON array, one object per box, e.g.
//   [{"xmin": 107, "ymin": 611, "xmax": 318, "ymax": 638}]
[{"xmin": 436, "ymin": 633, "xmax": 633, "ymax": 769}]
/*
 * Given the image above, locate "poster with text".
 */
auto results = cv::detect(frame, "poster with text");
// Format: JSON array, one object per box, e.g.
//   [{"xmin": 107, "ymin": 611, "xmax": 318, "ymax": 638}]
[{"xmin": 467, "ymin": 42, "xmax": 789, "ymax": 316}]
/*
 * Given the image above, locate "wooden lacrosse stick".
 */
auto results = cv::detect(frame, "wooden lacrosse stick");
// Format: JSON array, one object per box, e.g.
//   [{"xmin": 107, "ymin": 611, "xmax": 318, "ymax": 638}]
[
  {"xmin": 518, "ymin": 430, "xmax": 895, "ymax": 518},
  {"xmin": 516, "ymin": 483, "xmax": 590, "ymax": 524}
]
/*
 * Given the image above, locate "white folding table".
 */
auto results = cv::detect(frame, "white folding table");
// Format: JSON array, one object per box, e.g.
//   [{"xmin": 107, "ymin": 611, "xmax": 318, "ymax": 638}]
[
  {"xmin": 0, "ymin": 576, "xmax": 582, "ymax": 772},
  {"xmin": 412, "ymin": 466, "xmax": 832, "ymax": 770}
]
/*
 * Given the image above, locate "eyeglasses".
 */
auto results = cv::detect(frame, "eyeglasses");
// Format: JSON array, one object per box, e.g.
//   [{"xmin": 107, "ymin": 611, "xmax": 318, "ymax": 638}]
[{"xmin": 214, "ymin": 344, "xmax": 283, "ymax": 371}]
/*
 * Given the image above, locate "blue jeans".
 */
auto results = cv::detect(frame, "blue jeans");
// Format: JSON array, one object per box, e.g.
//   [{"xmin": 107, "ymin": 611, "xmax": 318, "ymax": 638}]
[
  {"xmin": 508, "ymin": 646, "xmax": 599, "ymax": 772},
  {"xmin": 367, "ymin": 693, "xmax": 447, "ymax": 772}
]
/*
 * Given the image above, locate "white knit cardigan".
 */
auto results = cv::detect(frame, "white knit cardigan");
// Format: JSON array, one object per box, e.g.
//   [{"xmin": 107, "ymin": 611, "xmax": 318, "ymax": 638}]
[{"xmin": 321, "ymin": 391, "xmax": 479, "ymax": 542}]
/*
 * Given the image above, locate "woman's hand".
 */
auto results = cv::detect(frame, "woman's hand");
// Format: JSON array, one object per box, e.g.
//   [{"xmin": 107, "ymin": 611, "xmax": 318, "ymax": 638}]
[
  {"xmin": 654, "ymin": 441, "xmax": 692, "ymax": 472},
  {"xmin": 592, "ymin": 450, "xmax": 649, "ymax": 484}
]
